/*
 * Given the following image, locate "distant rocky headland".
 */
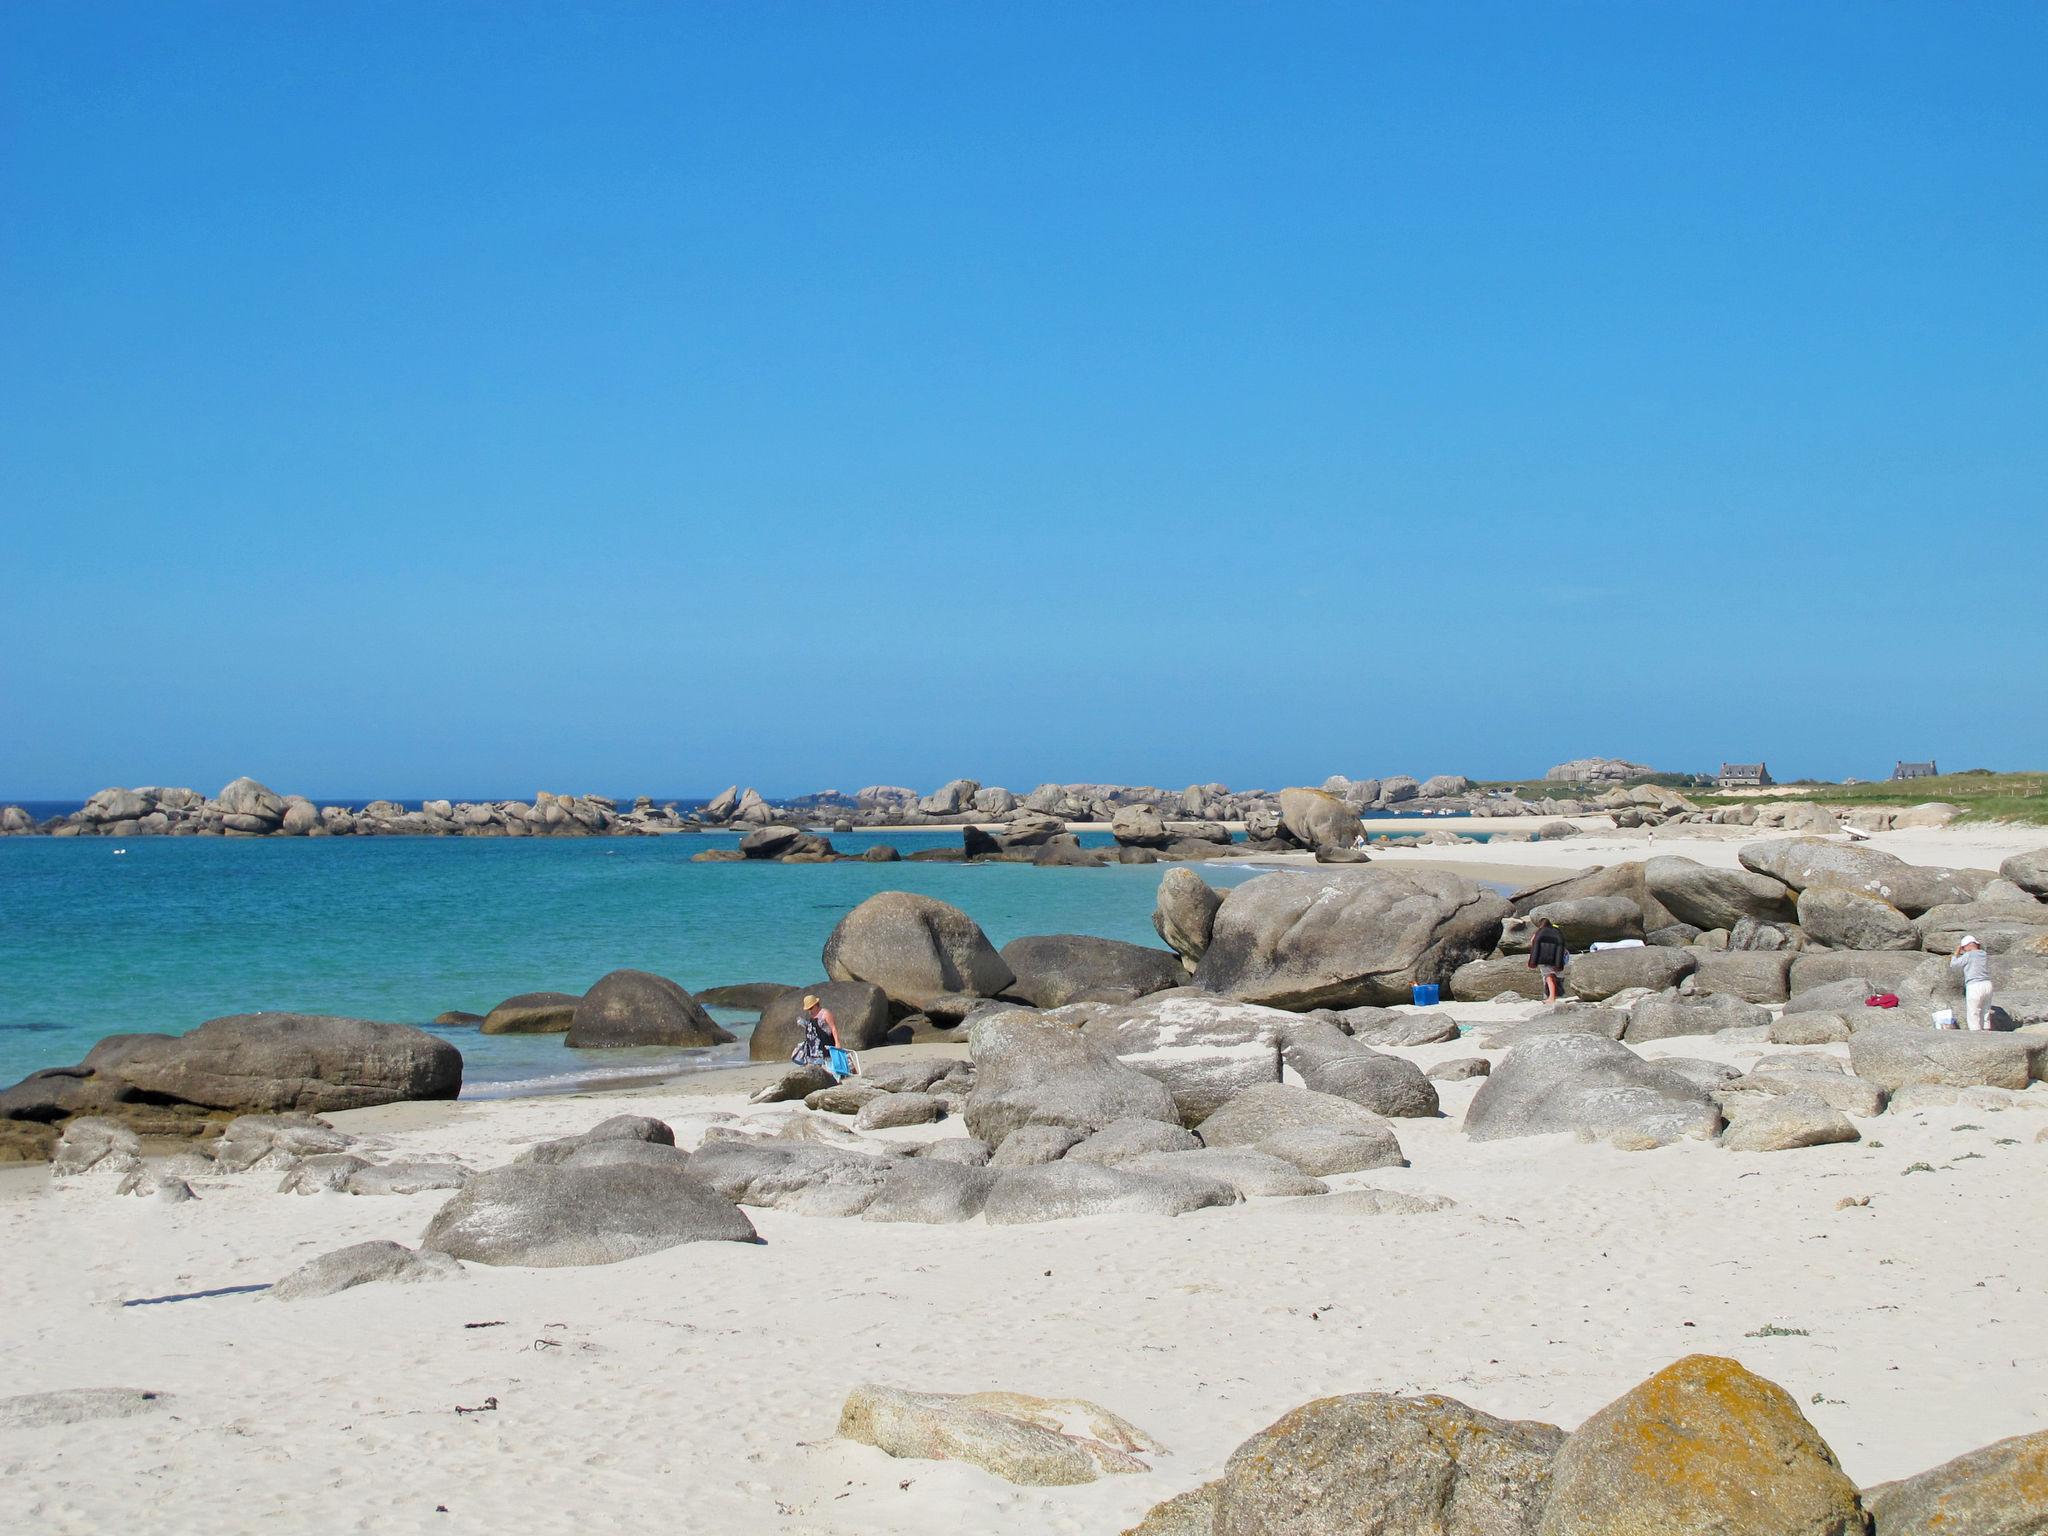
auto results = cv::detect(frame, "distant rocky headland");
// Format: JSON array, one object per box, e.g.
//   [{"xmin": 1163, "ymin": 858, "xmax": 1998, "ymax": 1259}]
[{"xmin": 0, "ymin": 763, "xmax": 1886, "ymax": 856}]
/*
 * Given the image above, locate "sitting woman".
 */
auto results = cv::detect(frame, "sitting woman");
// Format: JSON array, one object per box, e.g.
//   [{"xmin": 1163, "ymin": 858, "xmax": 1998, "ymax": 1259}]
[{"xmin": 791, "ymin": 993, "xmax": 847, "ymax": 1077}]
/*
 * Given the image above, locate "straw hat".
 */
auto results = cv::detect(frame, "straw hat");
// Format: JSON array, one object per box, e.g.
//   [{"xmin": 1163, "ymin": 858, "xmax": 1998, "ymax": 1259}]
[{"xmin": 802, "ymin": 994, "xmax": 821, "ymax": 1010}]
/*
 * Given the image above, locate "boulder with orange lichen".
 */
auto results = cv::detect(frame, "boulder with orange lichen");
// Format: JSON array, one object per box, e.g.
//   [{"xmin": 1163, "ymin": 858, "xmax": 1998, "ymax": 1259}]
[
  {"xmin": 1535, "ymin": 1354, "xmax": 1868, "ymax": 1536},
  {"xmin": 1863, "ymin": 1427, "xmax": 2048, "ymax": 1536}
]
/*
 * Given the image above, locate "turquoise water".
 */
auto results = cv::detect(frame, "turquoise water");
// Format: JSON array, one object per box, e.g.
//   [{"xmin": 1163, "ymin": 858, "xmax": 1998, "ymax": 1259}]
[{"xmin": 0, "ymin": 830, "xmax": 1274, "ymax": 1097}]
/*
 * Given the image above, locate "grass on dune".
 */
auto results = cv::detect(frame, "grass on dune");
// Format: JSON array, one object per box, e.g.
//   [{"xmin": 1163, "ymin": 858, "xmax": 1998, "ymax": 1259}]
[{"xmin": 1479, "ymin": 771, "xmax": 2048, "ymax": 825}]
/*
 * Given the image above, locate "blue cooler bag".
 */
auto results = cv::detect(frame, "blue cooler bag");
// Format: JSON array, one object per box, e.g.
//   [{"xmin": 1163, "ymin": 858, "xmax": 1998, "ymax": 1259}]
[
  {"xmin": 827, "ymin": 1047, "xmax": 853, "ymax": 1077},
  {"xmin": 1411, "ymin": 983, "xmax": 1441, "ymax": 1007}
]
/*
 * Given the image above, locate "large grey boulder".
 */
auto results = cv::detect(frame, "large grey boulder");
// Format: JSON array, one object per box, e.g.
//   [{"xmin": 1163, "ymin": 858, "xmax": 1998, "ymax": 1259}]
[
  {"xmin": 1783, "ymin": 977, "xmax": 1879, "ymax": 1014},
  {"xmin": 1207, "ymin": 1391, "xmax": 1565, "ymax": 1536},
  {"xmin": 1914, "ymin": 899, "xmax": 2048, "ymax": 956},
  {"xmin": 858, "ymin": 1160, "xmax": 996, "ymax": 1224},
  {"xmin": 421, "ymin": 1162, "xmax": 756, "ymax": 1265},
  {"xmin": 1197, "ymin": 1081, "xmax": 1404, "ymax": 1151},
  {"xmin": 1276, "ymin": 787, "xmax": 1364, "ymax": 850},
  {"xmin": 1464, "ymin": 1035, "xmax": 1724, "ymax": 1147},
  {"xmin": 1622, "ymin": 990, "xmax": 1769, "ymax": 1042},
  {"xmin": 1864, "ymin": 1427, "xmax": 2048, "ymax": 1536},
  {"xmin": 982, "ymin": 1162, "xmax": 1240, "ymax": 1224},
  {"xmin": 1193, "ymin": 869, "xmax": 1508, "ymax": 1008},
  {"xmin": 1558, "ymin": 946, "xmax": 1697, "ymax": 1001},
  {"xmin": 998, "ymin": 934, "xmax": 1184, "ymax": 1008},
  {"xmin": 1153, "ymin": 868, "xmax": 1224, "ymax": 968},
  {"xmin": 1060, "ymin": 991, "xmax": 1287, "ymax": 1124},
  {"xmin": 1790, "ymin": 949, "xmax": 1933, "ymax": 995},
  {"xmin": 1512, "ymin": 862, "xmax": 1678, "ymax": 932},
  {"xmin": 105, "ymin": 1014, "xmax": 461, "ymax": 1113},
  {"xmin": 1642, "ymin": 856, "xmax": 1795, "ymax": 931},
  {"xmin": 271, "ymin": 1240, "xmax": 464, "ymax": 1301},
  {"xmin": 1723, "ymin": 1059, "xmax": 1886, "ymax": 1117},
  {"xmin": 990, "ymin": 1124, "xmax": 1088, "ymax": 1167},
  {"xmin": 1448, "ymin": 953, "xmax": 1546, "ymax": 1002},
  {"xmin": 2001, "ymin": 849, "xmax": 2048, "ymax": 899},
  {"xmin": 1276, "ymin": 1020, "xmax": 1439, "ymax": 1117},
  {"xmin": 653, "ymin": 1139, "xmax": 897, "ymax": 1217},
  {"xmin": 822, "ymin": 892, "xmax": 1014, "ymax": 1010},
  {"xmin": 1688, "ymin": 950, "xmax": 1794, "ymax": 1003},
  {"xmin": 1065, "ymin": 1117, "xmax": 1204, "ymax": 1165},
  {"xmin": 1253, "ymin": 1123, "xmax": 1407, "ymax": 1175},
  {"xmin": 1848, "ymin": 1024, "xmax": 2039, "ymax": 1093},
  {"xmin": 565, "ymin": 969, "xmax": 734, "ymax": 1049},
  {"xmin": 1521, "ymin": 896, "xmax": 1644, "ymax": 947},
  {"xmin": 963, "ymin": 1008, "xmax": 1181, "ymax": 1146},
  {"xmin": 1796, "ymin": 886, "xmax": 1917, "ymax": 951},
  {"xmin": 1720, "ymin": 1095, "xmax": 1861, "ymax": 1153},
  {"xmin": 1119, "ymin": 1148, "xmax": 1327, "ymax": 1199},
  {"xmin": 1109, "ymin": 804, "xmax": 1171, "ymax": 848},
  {"xmin": 854, "ymin": 1092, "xmax": 944, "ymax": 1131},
  {"xmin": 837, "ymin": 1384, "xmax": 1163, "ymax": 1485},
  {"xmin": 479, "ymin": 991, "xmax": 580, "ymax": 1034},
  {"xmin": 1740, "ymin": 837, "xmax": 1990, "ymax": 916},
  {"xmin": 749, "ymin": 981, "xmax": 893, "ymax": 1060},
  {"xmin": 217, "ymin": 776, "xmax": 287, "ymax": 826}
]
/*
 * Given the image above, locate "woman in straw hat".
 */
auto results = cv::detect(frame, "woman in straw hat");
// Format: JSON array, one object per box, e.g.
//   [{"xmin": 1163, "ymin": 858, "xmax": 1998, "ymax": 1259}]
[{"xmin": 792, "ymin": 993, "xmax": 847, "ymax": 1075}]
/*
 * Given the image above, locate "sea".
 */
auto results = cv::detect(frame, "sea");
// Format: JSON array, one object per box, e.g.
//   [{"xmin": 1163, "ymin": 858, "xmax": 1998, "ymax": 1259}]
[{"xmin": 0, "ymin": 816, "xmax": 1480, "ymax": 1099}]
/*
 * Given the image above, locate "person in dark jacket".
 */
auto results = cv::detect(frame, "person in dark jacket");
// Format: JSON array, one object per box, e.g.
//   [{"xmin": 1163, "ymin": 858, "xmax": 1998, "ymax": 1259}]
[{"xmin": 1527, "ymin": 916, "xmax": 1569, "ymax": 1002}]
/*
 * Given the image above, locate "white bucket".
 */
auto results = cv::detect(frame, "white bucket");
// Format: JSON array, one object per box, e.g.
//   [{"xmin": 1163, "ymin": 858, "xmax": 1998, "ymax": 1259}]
[{"xmin": 1932, "ymin": 1007, "xmax": 1958, "ymax": 1030}]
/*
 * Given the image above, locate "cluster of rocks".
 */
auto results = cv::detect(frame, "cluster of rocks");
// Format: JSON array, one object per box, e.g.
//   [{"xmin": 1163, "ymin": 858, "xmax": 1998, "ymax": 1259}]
[
  {"xmin": 1, "ymin": 1014, "xmax": 461, "ymax": 1162},
  {"xmin": 42, "ymin": 1109, "xmax": 475, "ymax": 1214},
  {"xmin": 1544, "ymin": 755, "xmax": 1663, "ymax": 782},
  {"xmin": 1120, "ymin": 1352, "xmax": 2047, "ymax": 1534},
  {"xmin": 2, "ymin": 778, "xmax": 694, "ymax": 838},
  {"xmin": 450, "ymin": 968, "xmax": 739, "ymax": 1049},
  {"xmin": 1447, "ymin": 839, "xmax": 2048, "ymax": 1010}
]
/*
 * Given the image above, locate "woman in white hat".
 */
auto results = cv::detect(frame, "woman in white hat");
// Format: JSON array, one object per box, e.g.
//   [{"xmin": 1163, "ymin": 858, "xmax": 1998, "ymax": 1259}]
[{"xmin": 1949, "ymin": 937, "xmax": 1994, "ymax": 1031}]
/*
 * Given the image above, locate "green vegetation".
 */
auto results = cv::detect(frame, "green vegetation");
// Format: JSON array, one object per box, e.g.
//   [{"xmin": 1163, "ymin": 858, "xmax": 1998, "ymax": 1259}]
[
  {"xmin": 1685, "ymin": 771, "xmax": 2048, "ymax": 825},
  {"xmin": 1477, "ymin": 768, "xmax": 2048, "ymax": 822},
  {"xmin": 1744, "ymin": 1324, "xmax": 1811, "ymax": 1338}
]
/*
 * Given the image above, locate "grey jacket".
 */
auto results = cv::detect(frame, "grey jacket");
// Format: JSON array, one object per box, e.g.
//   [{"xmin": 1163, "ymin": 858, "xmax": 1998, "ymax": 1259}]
[{"xmin": 1951, "ymin": 948, "xmax": 1992, "ymax": 986}]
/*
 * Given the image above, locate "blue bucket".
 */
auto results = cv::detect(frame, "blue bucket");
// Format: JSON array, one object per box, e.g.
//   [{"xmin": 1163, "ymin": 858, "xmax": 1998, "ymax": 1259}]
[{"xmin": 1411, "ymin": 983, "xmax": 1441, "ymax": 1007}]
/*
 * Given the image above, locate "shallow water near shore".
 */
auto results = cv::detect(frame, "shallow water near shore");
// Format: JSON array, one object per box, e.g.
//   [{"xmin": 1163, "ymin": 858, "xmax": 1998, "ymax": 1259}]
[{"xmin": 0, "ymin": 829, "xmax": 1287, "ymax": 1095}]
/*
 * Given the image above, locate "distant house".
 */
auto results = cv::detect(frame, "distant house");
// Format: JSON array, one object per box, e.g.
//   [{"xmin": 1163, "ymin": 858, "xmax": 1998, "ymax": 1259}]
[
  {"xmin": 1717, "ymin": 762, "xmax": 1773, "ymax": 788},
  {"xmin": 1892, "ymin": 760, "xmax": 1938, "ymax": 781}
]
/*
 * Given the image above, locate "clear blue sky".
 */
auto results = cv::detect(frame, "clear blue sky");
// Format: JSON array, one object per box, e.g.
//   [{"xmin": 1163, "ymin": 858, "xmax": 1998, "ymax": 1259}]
[{"xmin": 4, "ymin": 3, "xmax": 2043, "ymax": 799}]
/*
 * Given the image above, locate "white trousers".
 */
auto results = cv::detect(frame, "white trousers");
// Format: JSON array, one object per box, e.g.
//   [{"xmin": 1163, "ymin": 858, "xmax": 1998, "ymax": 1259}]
[{"xmin": 1965, "ymin": 980, "xmax": 1995, "ymax": 1031}]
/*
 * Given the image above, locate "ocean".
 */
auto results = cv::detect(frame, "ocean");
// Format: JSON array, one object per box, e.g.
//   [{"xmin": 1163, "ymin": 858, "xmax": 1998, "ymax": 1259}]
[{"xmin": 0, "ymin": 828, "xmax": 1288, "ymax": 1097}]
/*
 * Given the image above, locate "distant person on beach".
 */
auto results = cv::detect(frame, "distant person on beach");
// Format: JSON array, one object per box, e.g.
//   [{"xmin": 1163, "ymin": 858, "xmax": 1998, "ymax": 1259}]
[
  {"xmin": 1527, "ymin": 916, "xmax": 1569, "ymax": 1002},
  {"xmin": 791, "ymin": 993, "xmax": 844, "ymax": 1073},
  {"xmin": 1950, "ymin": 937, "xmax": 1994, "ymax": 1031}
]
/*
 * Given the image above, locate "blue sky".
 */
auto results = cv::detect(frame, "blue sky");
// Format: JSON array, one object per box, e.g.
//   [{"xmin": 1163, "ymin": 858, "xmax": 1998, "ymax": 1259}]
[{"xmin": 3, "ymin": 3, "xmax": 2043, "ymax": 799}]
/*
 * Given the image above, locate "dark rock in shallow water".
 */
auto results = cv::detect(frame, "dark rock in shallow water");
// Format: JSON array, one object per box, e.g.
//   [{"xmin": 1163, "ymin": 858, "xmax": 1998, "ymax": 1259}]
[
  {"xmin": 564, "ymin": 969, "xmax": 734, "ymax": 1049},
  {"xmin": 433, "ymin": 1010, "xmax": 485, "ymax": 1027},
  {"xmin": 480, "ymin": 991, "xmax": 580, "ymax": 1034},
  {"xmin": 861, "ymin": 844, "xmax": 901, "ymax": 862}
]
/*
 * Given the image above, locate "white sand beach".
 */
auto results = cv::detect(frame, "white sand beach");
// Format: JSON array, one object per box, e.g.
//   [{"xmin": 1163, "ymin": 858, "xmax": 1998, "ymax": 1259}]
[{"xmin": 5, "ymin": 960, "xmax": 2047, "ymax": 1533}]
